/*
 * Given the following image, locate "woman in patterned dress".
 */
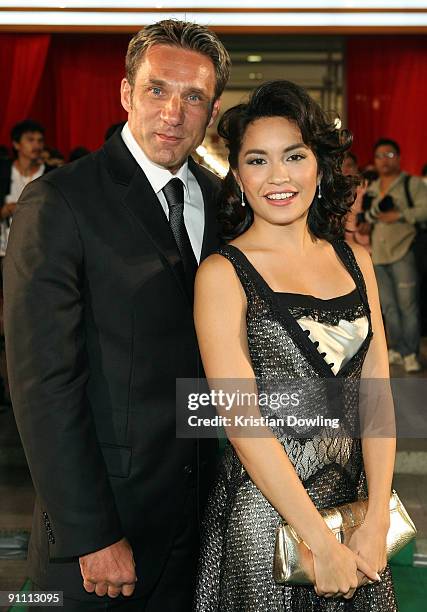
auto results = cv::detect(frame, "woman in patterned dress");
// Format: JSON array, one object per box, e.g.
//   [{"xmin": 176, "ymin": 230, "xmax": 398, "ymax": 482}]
[{"xmin": 193, "ymin": 81, "xmax": 397, "ymax": 611}]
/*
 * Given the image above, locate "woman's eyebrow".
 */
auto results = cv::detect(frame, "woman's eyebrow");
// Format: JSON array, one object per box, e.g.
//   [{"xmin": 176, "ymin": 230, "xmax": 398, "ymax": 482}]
[
  {"xmin": 244, "ymin": 149, "xmax": 267, "ymax": 156},
  {"xmin": 284, "ymin": 143, "xmax": 308, "ymax": 153},
  {"xmin": 244, "ymin": 143, "xmax": 308, "ymax": 156}
]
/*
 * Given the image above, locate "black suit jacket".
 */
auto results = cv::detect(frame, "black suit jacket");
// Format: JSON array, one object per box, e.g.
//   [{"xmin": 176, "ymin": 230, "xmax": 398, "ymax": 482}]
[{"xmin": 3, "ymin": 131, "xmax": 221, "ymax": 598}]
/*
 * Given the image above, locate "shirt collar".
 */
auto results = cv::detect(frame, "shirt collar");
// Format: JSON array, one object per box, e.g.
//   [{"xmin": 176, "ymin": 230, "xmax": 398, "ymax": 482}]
[
  {"xmin": 12, "ymin": 162, "xmax": 45, "ymax": 180},
  {"xmin": 121, "ymin": 122, "xmax": 188, "ymax": 195},
  {"xmin": 372, "ymin": 171, "xmax": 405, "ymax": 194}
]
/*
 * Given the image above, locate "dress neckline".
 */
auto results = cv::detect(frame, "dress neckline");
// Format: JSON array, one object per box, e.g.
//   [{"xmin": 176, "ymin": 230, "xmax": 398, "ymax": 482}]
[
  {"xmin": 275, "ymin": 287, "xmax": 359, "ymax": 308},
  {"xmin": 226, "ymin": 242, "xmax": 357, "ymax": 301},
  {"xmin": 275, "ymin": 287, "xmax": 358, "ymax": 299},
  {"xmin": 222, "ymin": 241, "xmax": 372, "ymax": 378}
]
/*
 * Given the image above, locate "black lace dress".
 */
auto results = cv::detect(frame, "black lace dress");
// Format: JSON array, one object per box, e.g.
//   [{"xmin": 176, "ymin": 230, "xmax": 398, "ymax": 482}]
[{"xmin": 194, "ymin": 241, "xmax": 397, "ymax": 611}]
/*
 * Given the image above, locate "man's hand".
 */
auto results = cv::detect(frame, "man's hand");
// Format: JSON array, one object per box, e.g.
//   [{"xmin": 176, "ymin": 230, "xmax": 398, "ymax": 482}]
[
  {"xmin": 79, "ymin": 537, "xmax": 137, "ymax": 598},
  {"xmin": 377, "ymin": 210, "xmax": 402, "ymax": 224}
]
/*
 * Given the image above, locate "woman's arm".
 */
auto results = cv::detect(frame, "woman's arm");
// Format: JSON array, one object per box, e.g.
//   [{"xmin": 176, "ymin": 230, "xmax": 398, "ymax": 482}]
[
  {"xmin": 347, "ymin": 243, "xmax": 396, "ymax": 580},
  {"xmin": 195, "ymin": 254, "xmax": 379, "ymax": 598},
  {"xmin": 352, "ymin": 243, "xmax": 396, "ymax": 523}
]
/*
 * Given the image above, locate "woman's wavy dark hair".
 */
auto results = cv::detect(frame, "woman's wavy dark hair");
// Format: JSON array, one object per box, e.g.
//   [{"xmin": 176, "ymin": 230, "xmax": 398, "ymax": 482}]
[{"xmin": 217, "ymin": 80, "xmax": 358, "ymax": 241}]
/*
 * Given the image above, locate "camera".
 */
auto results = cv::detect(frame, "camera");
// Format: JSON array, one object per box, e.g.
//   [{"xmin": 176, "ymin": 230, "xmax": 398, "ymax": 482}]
[
  {"xmin": 377, "ymin": 195, "xmax": 396, "ymax": 212},
  {"xmin": 361, "ymin": 193, "xmax": 375, "ymax": 212}
]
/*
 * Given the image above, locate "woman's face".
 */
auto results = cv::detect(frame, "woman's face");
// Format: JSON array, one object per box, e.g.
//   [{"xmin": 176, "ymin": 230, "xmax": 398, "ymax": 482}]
[{"xmin": 235, "ymin": 116, "xmax": 319, "ymax": 227}]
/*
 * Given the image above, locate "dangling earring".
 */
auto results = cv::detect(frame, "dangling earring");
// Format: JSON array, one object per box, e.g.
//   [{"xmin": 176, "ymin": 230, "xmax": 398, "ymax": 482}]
[
  {"xmin": 317, "ymin": 182, "xmax": 322, "ymax": 199},
  {"xmin": 241, "ymin": 189, "xmax": 245, "ymax": 207}
]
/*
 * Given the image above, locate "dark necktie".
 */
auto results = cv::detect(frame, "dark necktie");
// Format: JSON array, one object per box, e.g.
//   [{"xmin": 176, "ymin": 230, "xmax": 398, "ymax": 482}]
[{"xmin": 163, "ymin": 178, "xmax": 198, "ymax": 290}]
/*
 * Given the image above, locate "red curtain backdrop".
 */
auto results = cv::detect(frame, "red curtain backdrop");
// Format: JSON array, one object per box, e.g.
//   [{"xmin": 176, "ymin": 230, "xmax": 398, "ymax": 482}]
[
  {"xmin": 347, "ymin": 36, "xmax": 427, "ymax": 175},
  {"xmin": 50, "ymin": 35, "xmax": 128, "ymax": 154},
  {"xmin": 0, "ymin": 34, "xmax": 51, "ymax": 145},
  {"xmin": 0, "ymin": 34, "xmax": 128, "ymax": 157},
  {"xmin": 1, "ymin": 33, "xmax": 427, "ymax": 170}
]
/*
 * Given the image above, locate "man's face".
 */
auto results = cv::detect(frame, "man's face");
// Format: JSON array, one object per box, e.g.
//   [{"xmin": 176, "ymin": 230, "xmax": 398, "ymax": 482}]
[
  {"xmin": 121, "ymin": 44, "xmax": 220, "ymax": 173},
  {"xmin": 374, "ymin": 144, "xmax": 400, "ymax": 177},
  {"xmin": 13, "ymin": 131, "xmax": 44, "ymax": 162}
]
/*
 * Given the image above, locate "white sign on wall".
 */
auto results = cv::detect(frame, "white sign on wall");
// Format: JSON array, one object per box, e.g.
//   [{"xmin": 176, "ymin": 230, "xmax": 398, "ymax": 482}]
[{"xmin": 0, "ymin": 1, "xmax": 426, "ymax": 28}]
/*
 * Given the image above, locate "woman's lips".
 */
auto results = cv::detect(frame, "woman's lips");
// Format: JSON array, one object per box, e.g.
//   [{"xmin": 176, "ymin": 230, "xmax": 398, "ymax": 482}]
[{"xmin": 264, "ymin": 192, "xmax": 298, "ymax": 206}]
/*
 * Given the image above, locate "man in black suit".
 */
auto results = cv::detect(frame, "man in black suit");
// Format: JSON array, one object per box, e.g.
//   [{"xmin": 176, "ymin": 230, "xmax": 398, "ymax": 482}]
[{"xmin": 3, "ymin": 20, "xmax": 230, "ymax": 611}]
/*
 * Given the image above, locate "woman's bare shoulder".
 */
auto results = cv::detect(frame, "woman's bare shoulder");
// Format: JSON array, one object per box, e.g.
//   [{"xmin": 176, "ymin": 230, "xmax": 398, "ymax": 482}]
[
  {"xmin": 196, "ymin": 252, "xmax": 243, "ymax": 298},
  {"xmin": 344, "ymin": 240, "xmax": 373, "ymax": 276},
  {"xmin": 197, "ymin": 252, "xmax": 234, "ymax": 278}
]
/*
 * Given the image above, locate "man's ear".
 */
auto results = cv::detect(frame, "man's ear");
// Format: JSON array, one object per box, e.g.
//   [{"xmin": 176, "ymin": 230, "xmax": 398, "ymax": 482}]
[
  {"xmin": 121, "ymin": 78, "xmax": 132, "ymax": 113},
  {"xmin": 207, "ymin": 98, "xmax": 221, "ymax": 129}
]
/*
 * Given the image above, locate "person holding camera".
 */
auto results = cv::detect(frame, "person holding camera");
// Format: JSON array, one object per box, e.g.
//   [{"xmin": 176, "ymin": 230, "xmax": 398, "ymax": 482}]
[
  {"xmin": 342, "ymin": 152, "xmax": 372, "ymax": 252},
  {"xmin": 363, "ymin": 138, "xmax": 427, "ymax": 373}
]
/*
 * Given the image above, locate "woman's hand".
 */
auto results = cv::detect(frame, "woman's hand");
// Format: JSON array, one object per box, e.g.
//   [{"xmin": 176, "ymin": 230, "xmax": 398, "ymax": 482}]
[
  {"xmin": 312, "ymin": 534, "xmax": 380, "ymax": 599},
  {"xmin": 347, "ymin": 521, "xmax": 388, "ymax": 587}
]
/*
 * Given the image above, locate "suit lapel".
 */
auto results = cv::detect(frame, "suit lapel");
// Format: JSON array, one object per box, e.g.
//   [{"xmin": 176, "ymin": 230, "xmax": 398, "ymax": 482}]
[
  {"xmin": 103, "ymin": 133, "xmax": 222, "ymax": 301},
  {"xmin": 103, "ymin": 132, "xmax": 188, "ymax": 300}
]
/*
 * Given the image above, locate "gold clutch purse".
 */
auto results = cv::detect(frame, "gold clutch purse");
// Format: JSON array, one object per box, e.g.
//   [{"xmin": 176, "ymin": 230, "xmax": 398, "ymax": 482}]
[{"xmin": 273, "ymin": 490, "xmax": 417, "ymax": 585}]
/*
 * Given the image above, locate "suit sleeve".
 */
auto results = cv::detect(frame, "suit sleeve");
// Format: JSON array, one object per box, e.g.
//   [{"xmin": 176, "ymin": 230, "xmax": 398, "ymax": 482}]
[{"xmin": 3, "ymin": 178, "xmax": 123, "ymax": 559}]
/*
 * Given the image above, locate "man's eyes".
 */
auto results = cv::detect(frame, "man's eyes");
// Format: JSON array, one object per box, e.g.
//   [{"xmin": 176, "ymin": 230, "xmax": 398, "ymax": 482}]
[
  {"xmin": 148, "ymin": 87, "xmax": 163, "ymax": 96},
  {"xmin": 146, "ymin": 88, "xmax": 204, "ymax": 104},
  {"xmin": 188, "ymin": 94, "xmax": 202, "ymax": 102}
]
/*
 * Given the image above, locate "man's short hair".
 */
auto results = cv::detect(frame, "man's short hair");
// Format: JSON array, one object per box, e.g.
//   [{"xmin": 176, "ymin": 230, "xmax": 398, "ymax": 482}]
[
  {"xmin": 11, "ymin": 120, "xmax": 45, "ymax": 143},
  {"xmin": 373, "ymin": 138, "xmax": 400, "ymax": 156},
  {"xmin": 125, "ymin": 19, "xmax": 231, "ymax": 101}
]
